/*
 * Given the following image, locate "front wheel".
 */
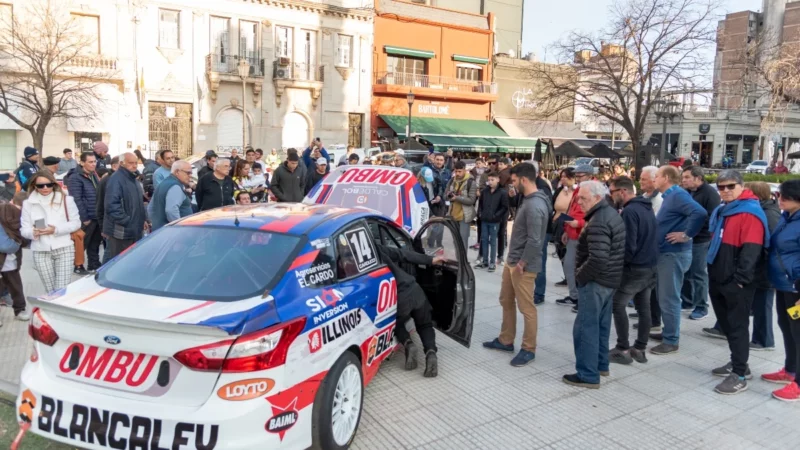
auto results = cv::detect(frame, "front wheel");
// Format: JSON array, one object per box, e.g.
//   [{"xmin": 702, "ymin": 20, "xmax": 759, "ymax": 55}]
[{"xmin": 311, "ymin": 351, "xmax": 364, "ymax": 450}]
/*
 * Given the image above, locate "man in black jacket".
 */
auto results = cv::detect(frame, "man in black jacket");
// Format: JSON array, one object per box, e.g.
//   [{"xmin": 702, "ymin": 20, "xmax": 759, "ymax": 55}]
[
  {"xmin": 680, "ymin": 166, "xmax": 721, "ymax": 320},
  {"xmin": 304, "ymin": 157, "xmax": 328, "ymax": 195},
  {"xmin": 375, "ymin": 244, "xmax": 445, "ymax": 378},
  {"xmin": 272, "ymin": 152, "xmax": 305, "ymax": 202},
  {"xmin": 66, "ymin": 152, "xmax": 102, "ymax": 273},
  {"xmin": 103, "ymin": 153, "xmax": 146, "ymax": 261},
  {"xmin": 15, "ymin": 146, "xmax": 39, "ymax": 192},
  {"xmin": 197, "ymin": 150, "xmax": 217, "ymax": 180},
  {"xmin": 195, "ymin": 158, "xmax": 234, "ymax": 211},
  {"xmin": 564, "ymin": 180, "xmax": 625, "ymax": 389},
  {"xmin": 476, "ymin": 172, "xmax": 508, "ymax": 272},
  {"xmin": 608, "ymin": 176, "xmax": 658, "ymax": 365}
]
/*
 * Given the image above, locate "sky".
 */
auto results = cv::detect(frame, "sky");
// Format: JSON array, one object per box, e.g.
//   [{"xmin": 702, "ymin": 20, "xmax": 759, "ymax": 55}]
[{"xmin": 521, "ymin": 0, "xmax": 763, "ymax": 62}]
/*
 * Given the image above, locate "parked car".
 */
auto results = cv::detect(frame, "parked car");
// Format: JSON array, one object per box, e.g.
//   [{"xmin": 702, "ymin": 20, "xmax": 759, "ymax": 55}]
[{"xmin": 745, "ymin": 160, "xmax": 769, "ymax": 174}]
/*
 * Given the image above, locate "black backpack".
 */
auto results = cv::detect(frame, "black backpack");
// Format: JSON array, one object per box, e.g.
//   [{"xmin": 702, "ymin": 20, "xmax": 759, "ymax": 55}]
[{"xmin": 142, "ymin": 164, "xmax": 157, "ymax": 198}]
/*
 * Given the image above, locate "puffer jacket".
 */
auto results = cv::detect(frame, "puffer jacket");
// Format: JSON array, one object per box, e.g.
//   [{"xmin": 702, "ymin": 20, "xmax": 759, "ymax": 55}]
[
  {"xmin": 445, "ymin": 174, "xmax": 477, "ymax": 223},
  {"xmin": 103, "ymin": 168, "xmax": 146, "ymax": 241},
  {"xmin": 575, "ymin": 199, "xmax": 626, "ymax": 289},
  {"xmin": 769, "ymin": 210, "xmax": 800, "ymax": 292},
  {"xmin": 65, "ymin": 168, "xmax": 99, "ymax": 221},
  {"xmin": 755, "ymin": 199, "xmax": 781, "ymax": 289}
]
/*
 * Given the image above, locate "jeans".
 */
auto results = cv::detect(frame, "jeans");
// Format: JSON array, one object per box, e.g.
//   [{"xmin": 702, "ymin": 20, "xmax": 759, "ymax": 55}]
[
  {"xmin": 573, "ymin": 281, "xmax": 614, "ymax": 383},
  {"xmin": 710, "ymin": 282, "xmax": 755, "ymax": 377},
  {"xmin": 680, "ymin": 241, "xmax": 710, "ymax": 313},
  {"xmin": 612, "ymin": 266, "xmax": 656, "ymax": 350},
  {"xmin": 751, "ymin": 288, "xmax": 775, "ymax": 348},
  {"xmin": 657, "ymin": 251, "xmax": 692, "ymax": 346},
  {"xmin": 564, "ymin": 239, "xmax": 579, "ymax": 300},
  {"xmin": 534, "ymin": 233, "xmax": 551, "ymax": 301},
  {"xmin": 457, "ymin": 220, "xmax": 470, "ymax": 251},
  {"xmin": 776, "ymin": 291, "xmax": 800, "ymax": 382},
  {"xmin": 481, "ymin": 222, "xmax": 499, "ymax": 265}
]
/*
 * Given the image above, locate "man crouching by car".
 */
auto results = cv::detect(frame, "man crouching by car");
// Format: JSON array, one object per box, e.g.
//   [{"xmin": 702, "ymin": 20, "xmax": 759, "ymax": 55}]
[{"xmin": 375, "ymin": 243, "xmax": 445, "ymax": 377}]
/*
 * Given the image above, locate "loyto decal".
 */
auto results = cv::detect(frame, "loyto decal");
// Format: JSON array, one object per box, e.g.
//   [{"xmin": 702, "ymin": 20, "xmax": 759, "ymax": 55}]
[{"xmin": 217, "ymin": 378, "xmax": 275, "ymax": 401}]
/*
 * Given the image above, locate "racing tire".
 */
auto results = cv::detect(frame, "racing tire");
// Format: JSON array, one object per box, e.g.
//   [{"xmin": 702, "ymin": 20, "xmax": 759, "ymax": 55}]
[{"xmin": 311, "ymin": 351, "xmax": 364, "ymax": 450}]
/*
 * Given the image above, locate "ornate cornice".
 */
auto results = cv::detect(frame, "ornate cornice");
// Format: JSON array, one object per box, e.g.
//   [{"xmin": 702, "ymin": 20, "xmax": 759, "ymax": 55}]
[{"xmin": 246, "ymin": 0, "xmax": 373, "ymax": 21}]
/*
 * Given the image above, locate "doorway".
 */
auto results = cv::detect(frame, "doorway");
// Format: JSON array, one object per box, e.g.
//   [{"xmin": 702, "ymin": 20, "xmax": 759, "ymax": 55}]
[
  {"xmin": 348, "ymin": 113, "xmax": 363, "ymax": 148},
  {"xmin": 148, "ymin": 102, "xmax": 193, "ymax": 158},
  {"xmin": 695, "ymin": 142, "xmax": 714, "ymax": 167}
]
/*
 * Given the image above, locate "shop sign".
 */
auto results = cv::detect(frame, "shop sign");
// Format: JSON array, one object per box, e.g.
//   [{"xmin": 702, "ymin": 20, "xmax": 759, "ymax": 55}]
[
  {"xmin": 418, "ymin": 104, "xmax": 450, "ymax": 115},
  {"xmin": 699, "ymin": 124, "xmax": 711, "ymax": 134}
]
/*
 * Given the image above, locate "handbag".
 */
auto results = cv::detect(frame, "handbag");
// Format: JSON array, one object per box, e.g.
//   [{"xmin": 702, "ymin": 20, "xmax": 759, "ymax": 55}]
[{"xmin": 63, "ymin": 197, "xmax": 85, "ymax": 242}]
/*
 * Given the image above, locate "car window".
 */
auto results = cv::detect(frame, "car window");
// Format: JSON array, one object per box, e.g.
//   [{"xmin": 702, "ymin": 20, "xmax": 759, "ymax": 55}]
[
  {"xmin": 336, "ymin": 224, "xmax": 380, "ymax": 279},
  {"xmin": 98, "ymin": 227, "xmax": 301, "ymax": 301},
  {"xmin": 381, "ymin": 224, "xmax": 408, "ymax": 249}
]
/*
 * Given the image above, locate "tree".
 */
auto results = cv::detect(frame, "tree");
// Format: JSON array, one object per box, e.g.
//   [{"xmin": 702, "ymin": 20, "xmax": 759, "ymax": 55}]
[
  {"xmin": 524, "ymin": 0, "xmax": 720, "ymax": 173},
  {"xmin": 0, "ymin": 3, "xmax": 117, "ymax": 151}
]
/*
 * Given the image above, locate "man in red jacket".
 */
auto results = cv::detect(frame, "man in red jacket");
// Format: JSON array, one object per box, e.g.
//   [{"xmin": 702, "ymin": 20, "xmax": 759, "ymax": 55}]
[{"xmin": 556, "ymin": 164, "xmax": 594, "ymax": 311}]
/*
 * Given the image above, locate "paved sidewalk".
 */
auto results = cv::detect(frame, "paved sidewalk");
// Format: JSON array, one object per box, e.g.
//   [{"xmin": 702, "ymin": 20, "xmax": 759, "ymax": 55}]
[{"xmin": 1, "ymin": 246, "xmax": 797, "ymax": 449}]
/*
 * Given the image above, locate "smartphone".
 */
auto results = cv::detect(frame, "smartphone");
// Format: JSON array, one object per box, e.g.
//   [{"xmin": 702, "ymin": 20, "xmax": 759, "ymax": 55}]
[
  {"xmin": 788, "ymin": 305, "xmax": 800, "ymax": 321},
  {"xmin": 34, "ymin": 218, "xmax": 46, "ymax": 229},
  {"xmin": 0, "ymin": 173, "xmax": 9, "ymax": 183}
]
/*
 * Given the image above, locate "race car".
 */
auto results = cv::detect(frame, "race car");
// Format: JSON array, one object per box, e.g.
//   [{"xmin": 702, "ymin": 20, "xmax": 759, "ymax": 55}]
[{"xmin": 17, "ymin": 168, "xmax": 475, "ymax": 450}]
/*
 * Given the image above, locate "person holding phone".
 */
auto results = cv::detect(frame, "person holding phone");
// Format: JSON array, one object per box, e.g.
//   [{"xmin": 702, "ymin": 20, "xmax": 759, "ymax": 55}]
[{"xmin": 20, "ymin": 171, "xmax": 81, "ymax": 293}]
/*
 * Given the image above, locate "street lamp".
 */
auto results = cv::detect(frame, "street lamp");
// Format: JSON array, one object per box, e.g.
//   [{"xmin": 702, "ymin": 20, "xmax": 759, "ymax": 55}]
[
  {"xmin": 237, "ymin": 58, "xmax": 251, "ymax": 150},
  {"xmin": 653, "ymin": 97, "xmax": 681, "ymax": 165},
  {"xmin": 406, "ymin": 90, "xmax": 415, "ymax": 150}
]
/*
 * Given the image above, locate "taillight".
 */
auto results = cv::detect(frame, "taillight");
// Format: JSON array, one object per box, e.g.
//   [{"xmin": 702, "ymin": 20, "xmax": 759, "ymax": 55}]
[
  {"xmin": 28, "ymin": 308, "xmax": 59, "ymax": 346},
  {"xmin": 174, "ymin": 317, "xmax": 307, "ymax": 373}
]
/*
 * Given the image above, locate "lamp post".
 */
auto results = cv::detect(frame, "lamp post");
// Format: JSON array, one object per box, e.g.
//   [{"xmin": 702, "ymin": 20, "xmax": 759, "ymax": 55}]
[
  {"xmin": 653, "ymin": 97, "xmax": 681, "ymax": 165},
  {"xmin": 237, "ymin": 58, "xmax": 251, "ymax": 151},
  {"xmin": 406, "ymin": 90, "xmax": 415, "ymax": 150}
]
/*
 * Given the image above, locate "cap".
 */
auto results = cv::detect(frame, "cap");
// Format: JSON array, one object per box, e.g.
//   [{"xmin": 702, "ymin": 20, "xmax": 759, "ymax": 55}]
[
  {"xmin": 575, "ymin": 164, "xmax": 593, "ymax": 174},
  {"xmin": 394, "ymin": 149, "xmax": 405, "ymax": 156},
  {"xmin": 43, "ymin": 156, "xmax": 61, "ymax": 166},
  {"xmin": 205, "ymin": 150, "xmax": 218, "ymax": 159},
  {"xmin": 24, "ymin": 146, "xmax": 39, "ymax": 159},
  {"xmin": 316, "ymin": 157, "xmax": 328, "ymax": 165}
]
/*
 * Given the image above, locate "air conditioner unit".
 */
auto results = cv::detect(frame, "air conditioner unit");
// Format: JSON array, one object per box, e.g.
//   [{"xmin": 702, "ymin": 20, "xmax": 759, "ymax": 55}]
[
  {"xmin": 278, "ymin": 57, "xmax": 290, "ymax": 66},
  {"xmin": 275, "ymin": 68, "xmax": 290, "ymax": 79}
]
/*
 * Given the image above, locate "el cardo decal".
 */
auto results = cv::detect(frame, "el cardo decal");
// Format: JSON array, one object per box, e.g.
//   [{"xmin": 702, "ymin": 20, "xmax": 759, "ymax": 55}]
[
  {"xmin": 308, "ymin": 309, "xmax": 362, "ymax": 354},
  {"xmin": 343, "ymin": 227, "xmax": 378, "ymax": 273},
  {"xmin": 295, "ymin": 260, "xmax": 335, "ymax": 288},
  {"xmin": 217, "ymin": 378, "xmax": 275, "ymax": 401}
]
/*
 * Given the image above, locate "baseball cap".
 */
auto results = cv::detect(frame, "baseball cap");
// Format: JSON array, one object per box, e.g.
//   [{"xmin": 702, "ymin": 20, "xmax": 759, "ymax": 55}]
[
  {"xmin": 316, "ymin": 157, "xmax": 327, "ymax": 166},
  {"xmin": 394, "ymin": 149, "xmax": 405, "ymax": 156}
]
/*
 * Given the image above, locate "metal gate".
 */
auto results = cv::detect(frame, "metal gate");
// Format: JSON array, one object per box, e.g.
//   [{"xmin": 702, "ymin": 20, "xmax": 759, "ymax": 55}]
[
  {"xmin": 348, "ymin": 113, "xmax": 363, "ymax": 148},
  {"xmin": 149, "ymin": 102, "xmax": 193, "ymax": 158}
]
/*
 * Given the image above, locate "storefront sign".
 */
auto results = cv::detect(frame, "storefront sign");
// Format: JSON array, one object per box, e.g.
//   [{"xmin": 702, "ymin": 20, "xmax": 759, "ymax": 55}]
[
  {"xmin": 699, "ymin": 124, "xmax": 711, "ymax": 134},
  {"xmin": 418, "ymin": 104, "xmax": 450, "ymax": 115}
]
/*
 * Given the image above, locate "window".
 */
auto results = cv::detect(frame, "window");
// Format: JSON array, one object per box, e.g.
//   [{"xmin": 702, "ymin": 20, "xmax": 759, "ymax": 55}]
[
  {"xmin": 336, "ymin": 224, "xmax": 379, "ymax": 279},
  {"xmin": 387, "ymin": 55, "xmax": 426, "ymax": 76},
  {"xmin": 210, "ymin": 16, "xmax": 229, "ymax": 57},
  {"xmin": 276, "ymin": 26, "xmax": 292, "ymax": 58},
  {"xmin": 71, "ymin": 13, "xmax": 100, "ymax": 53},
  {"xmin": 98, "ymin": 227, "xmax": 301, "ymax": 301},
  {"xmin": 158, "ymin": 9, "xmax": 179, "ymax": 49},
  {"xmin": 456, "ymin": 66, "xmax": 482, "ymax": 82},
  {"xmin": 239, "ymin": 20, "xmax": 258, "ymax": 59},
  {"xmin": 337, "ymin": 34, "xmax": 352, "ymax": 67}
]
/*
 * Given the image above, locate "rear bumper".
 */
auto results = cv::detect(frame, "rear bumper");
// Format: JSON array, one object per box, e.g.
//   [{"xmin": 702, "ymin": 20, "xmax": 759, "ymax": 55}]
[{"xmin": 17, "ymin": 361, "xmax": 312, "ymax": 450}]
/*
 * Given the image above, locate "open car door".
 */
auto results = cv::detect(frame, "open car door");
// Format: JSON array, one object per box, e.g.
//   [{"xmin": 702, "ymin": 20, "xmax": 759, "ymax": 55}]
[{"xmin": 412, "ymin": 217, "xmax": 475, "ymax": 347}]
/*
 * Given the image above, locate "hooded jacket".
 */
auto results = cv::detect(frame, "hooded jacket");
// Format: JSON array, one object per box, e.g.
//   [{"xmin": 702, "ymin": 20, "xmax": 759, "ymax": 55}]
[
  {"xmin": 769, "ymin": 209, "xmax": 800, "ymax": 292},
  {"xmin": 506, "ymin": 190, "xmax": 552, "ymax": 272},
  {"xmin": 271, "ymin": 161, "xmax": 306, "ymax": 202},
  {"xmin": 305, "ymin": 168, "xmax": 327, "ymax": 195},
  {"xmin": 15, "ymin": 158, "xmax": 39, "ymax": 192},
  {"xmin": 575, "ymin": 199, "xmax": 626, "ymax": 288},
  {"xmin": 478, "ymin": 186, "xmax": 509, "ymax": 223},
  {"xmin": 621, "ymin": 196, "xmax": 658, "ymax": 268},
  {"xmin": 65, "ymin": 168, "xmax": 99, "ymax": 221}
]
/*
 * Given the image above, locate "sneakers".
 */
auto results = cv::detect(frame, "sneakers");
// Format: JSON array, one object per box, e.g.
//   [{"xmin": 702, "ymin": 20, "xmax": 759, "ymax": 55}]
[
  {"xmin": 555, "ymin": 278, "xmax": 567, "ymax": 287},
  {"xmin": 609, "ymin": 348, "xmax": 633, "ymax": 365},
  {"xmin": 510, "ymin": 350, "xmax": 536, "ymax": 367},
  {"xmin": 689, "ymin": 309, "xmax": 708, "ymax": 320},
  {"xmin": 650, "ymin": 343, "xmax": 679, "ymax": 355},
  {"xmin": 482, "ymin": 338, "xmax": 514, "ymax": 353},
  {"xmin": 681, "ymin": 303, "xmax": 694, "ymax": 311},
  {"xmin": 474, "ymin": 262, "xmax": 489, "ymax": 269},
  {"xmin": 702, "ymin": 327, "xmax": 726, "ymax": 339},
  {"xmin": 534, "ymin": 297, "xmax": 545, "ymax": 305},
  {"xmin": 15, "ymin": 312, "xmax": 30, "ymax": 321},
  {"xmin": 761, "ymin": 367, "xmax": 795, "ymax": 385},
  {"xmin": 556, "ymin": 297, "xmax": 577, "ymax": 306},
  {"xmin": 711, "ymin": 362, "xmax": 753, "ymax": 380},
  {"xmin": 749, "ymin": 343, "xmax": 775, "ymax": 351},
  {"xmin": 772, "ymin": 382, "xmax": 800, "ymax": 402},
  {"xmin": 423, "ymin": 350, "xmax": 438, "ymax": 378},
  {"xmin": 74, "ymin": 265, "xmax": 90, "ymax": 275},
  {"xmin": 403, "ymin": 340, "xmax": 418, "ymax": 371},
  {"xmin": 470, "ymin": 243, "xmax": 480, "ymax": 250},
  {"xmin": 496, "ymin": 257, "xmax": 504, "ymax": 266},
  {"xmin": 630, "ymin": 348, "xmax": 648, "ymax": 364},
  {"xmin": 562, "ymin": 373, "xmax": 600, "ymax": 389},
  {"xmin": 715, "ymin": 373, "xmax": 748, "ymax": 395},
  {"xmin": 488, "ymin": 264, "xmax": 496, "ymax": 273}
]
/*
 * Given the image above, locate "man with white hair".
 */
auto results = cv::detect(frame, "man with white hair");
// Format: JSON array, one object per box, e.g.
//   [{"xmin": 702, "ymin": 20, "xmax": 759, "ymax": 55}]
[
  {"xmin": 563, "ymin": 180, "xmax": 625, "ymax": 389},
  {"xmin": 634, "ymin": 165, "xmax": 664, "ymax": 332},
  {"xmin": 149, "ymin": 160, "xmax": 194, "ymax": 230}
]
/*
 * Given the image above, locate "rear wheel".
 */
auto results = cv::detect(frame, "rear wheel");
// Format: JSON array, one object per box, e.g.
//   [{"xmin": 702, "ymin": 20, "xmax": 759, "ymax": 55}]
[{"xmin": 311, "ymin": 351, "xmax": 363, "ymax": 450}]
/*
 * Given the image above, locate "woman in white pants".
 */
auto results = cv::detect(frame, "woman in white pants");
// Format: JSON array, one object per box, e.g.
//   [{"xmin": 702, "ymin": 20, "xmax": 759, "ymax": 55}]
[{"xmin": 21, "ymin": 171, "xmax": 80, "ymax": 293}]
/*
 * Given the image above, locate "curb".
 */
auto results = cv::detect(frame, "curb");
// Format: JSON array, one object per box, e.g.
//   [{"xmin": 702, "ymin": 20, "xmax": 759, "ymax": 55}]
[{"xmin": 0, "ymin": 379, "xmax": 19, "ymax": 397}]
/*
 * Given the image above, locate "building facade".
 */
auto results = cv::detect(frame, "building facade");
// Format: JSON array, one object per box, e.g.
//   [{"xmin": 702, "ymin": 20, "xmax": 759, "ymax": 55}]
[{"xmin": 0, "ymin": 0, "xmax": 373, "ymax": 165}]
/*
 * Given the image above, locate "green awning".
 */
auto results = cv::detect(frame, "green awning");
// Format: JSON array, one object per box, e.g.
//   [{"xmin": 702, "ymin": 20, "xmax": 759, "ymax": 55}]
[
  {"xmin": 379, "ymin": 115, "xmax": 508, "ymax": 138},
  {"xmin": 489, "ymin": 137, "xmax": 540, "ymax": 153},
  {"xmin": 453, "ymin": 54, "xmax": 489, "ymax": 65},
  {"xmin": 384, "ymin": 45, "xmax": 435, "ymax": 59},
  {"xmin": 418, "ymin": 135, "xmax": 499, "ymax": 152}
]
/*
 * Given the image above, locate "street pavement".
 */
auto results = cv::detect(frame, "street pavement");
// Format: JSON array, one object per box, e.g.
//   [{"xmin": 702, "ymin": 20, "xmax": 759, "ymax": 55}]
[{"xmin": 1, "ymin": 244, "xmax": 797, "ymax": 449}]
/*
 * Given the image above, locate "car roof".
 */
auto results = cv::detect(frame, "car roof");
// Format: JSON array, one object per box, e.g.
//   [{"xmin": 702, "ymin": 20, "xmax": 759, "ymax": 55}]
[{"xmin": 173, "ymin": 203, "xmax": 375, "ymax": 237}]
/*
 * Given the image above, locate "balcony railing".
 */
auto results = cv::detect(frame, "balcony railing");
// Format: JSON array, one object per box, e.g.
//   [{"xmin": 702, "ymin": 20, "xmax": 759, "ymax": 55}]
[
  {"xmin": 272, "ymin": 61, "xmax": 324, "ymax": 82},
  {"xmin": 374, "ymin": 71, "xmax": 497, "ymax": 94},
  {"xmin": 206, "ymin": 53, "xmax": 264, "ymax": 77},
  {"xmin": 59, "ymin": 54, "xmax": 117, "ymax": 70}
]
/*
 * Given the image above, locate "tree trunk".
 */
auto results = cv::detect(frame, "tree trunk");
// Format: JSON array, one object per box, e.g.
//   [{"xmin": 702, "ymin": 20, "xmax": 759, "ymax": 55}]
[{"xmin": 31, "ymin": 121, "xmax": 47, "ymax": 152}]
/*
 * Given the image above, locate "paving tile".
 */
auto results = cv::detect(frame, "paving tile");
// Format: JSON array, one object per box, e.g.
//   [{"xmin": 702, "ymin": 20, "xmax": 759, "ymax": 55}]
[
  {"xmin": 597, "ymin": 416, "xmax": 687, "ymax": 450},
  {"xmin": 350, "ymin": 411, "xmax": 407, "ymax": 450},
  {"xmin": 717, "ymin": 411, "xmax": 797, "ymax": 449}
]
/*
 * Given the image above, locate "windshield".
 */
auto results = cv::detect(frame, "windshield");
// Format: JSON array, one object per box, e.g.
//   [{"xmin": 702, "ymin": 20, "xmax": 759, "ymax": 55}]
[
  {"xmin": 322, "ymin": 184, "xmax": 400, "ymax": 219},
  {"xmin": 98, "ymin": 227, "xmax": 301, "ymax": 301},
  {"xmin": 574, "ymin": 157, "xmax": 592, "ymax": 166},
  {"xmin": 751, "ymin": 161, "xmax": 767, "ymax": 166}
]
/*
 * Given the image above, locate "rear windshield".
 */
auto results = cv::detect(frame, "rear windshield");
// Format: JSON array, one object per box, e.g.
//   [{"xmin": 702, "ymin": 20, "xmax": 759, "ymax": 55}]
[
  {"xmin": 98, "ymin": 227, "xmax": 301, "ymax": 301},
  {"xmin": 322, "ymin": 184, "xmax": 399, "ymax": 219},
  {"xmin": 752, "ymin": 161, "xmax": 767, "ymax": 166}
]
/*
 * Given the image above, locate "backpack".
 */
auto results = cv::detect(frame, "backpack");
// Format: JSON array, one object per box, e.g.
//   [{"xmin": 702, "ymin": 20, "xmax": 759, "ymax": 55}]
[{"xmin": 142, "ymin": 164, "xmax": 157, "ymax": 198}]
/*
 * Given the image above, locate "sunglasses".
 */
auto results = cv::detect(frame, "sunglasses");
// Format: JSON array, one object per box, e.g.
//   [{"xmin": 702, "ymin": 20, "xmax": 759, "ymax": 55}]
[
  {"xmin": 35, "ymin": 183, "xmax": 55, "ymax": 189},
  {"xmin": 717, "ymin": 183, "xmax": 738, "ymax": 191}
]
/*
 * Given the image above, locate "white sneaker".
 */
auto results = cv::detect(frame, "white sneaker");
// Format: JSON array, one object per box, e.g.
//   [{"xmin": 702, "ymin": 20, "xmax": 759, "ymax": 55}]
[{"xmin": 15, "ymin": 312, "xmax": 30, "ymax": 321}]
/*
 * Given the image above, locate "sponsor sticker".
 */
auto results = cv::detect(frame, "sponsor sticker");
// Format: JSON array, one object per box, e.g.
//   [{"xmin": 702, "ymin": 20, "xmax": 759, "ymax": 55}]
[
  {"xmin": 343, "ymin": 227, "xmax": 378, "ymax": 273},
  {"xmin": 295, "ymin": 261, "xmax": 335, "ymax": 288},
  {"xmin": 217, "ymin": 378, "xmax": 275, "ymax": 401},
  {"xmin": 337, "ymin": 168, "xmax": 412, "ymax": 186},
  {"xmin": 58, "ymin": 344, "xmax": 163, "ymax": 392},
  {"xmin": 375, "ymin": 277, "xmax": 397, "ymax": 324},
  {"xmin": 308, "ymin": 309, "xmax": 362, "ymax": 353},
  {"xmin": 266, "ymin": 398, "xmax": 300, "ymax": 441},
  {"xmin": 309, "ymin": 238, "xmax": 330, "ymax": 249},
  {"xmin": 367, "ymin": 323, "xmax": 396, "ymax": 366},
  {"xmin": 306, "ymin": 289, "xmax": 344, "ymax": 313}
]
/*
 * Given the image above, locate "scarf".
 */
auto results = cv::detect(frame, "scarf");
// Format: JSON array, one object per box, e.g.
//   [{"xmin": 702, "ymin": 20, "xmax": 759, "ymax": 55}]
[{"xmin": 706, "ymin": 194, "xmax": 770, "ymax": 265}]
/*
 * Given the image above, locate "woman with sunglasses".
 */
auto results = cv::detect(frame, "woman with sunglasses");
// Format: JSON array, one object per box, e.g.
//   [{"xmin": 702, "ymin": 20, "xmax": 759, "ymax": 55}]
[{"xmin": 20, "ymin": 170, "xmax": 81, "ymax": 293}]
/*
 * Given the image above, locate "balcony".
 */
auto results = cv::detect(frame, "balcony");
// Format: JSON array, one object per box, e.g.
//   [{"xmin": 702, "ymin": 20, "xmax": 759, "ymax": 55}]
[
  {"xmin": 205, "ymin": 53, "xmax": 264, "ymax": 104},
  {"xmin": 60, "ymin": 54, "xmax": 117, "ymax": 70},
  {"xmin": 373, "ymin": 71, "xmax": 498, "ymax": 102},
  {"xmin": 272, "ymin": 61, "xmax": 324, "ymax": 108}
]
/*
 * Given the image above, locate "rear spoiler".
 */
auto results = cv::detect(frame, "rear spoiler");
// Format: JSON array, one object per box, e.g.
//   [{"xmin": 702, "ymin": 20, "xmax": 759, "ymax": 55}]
[{"xmin": 28, "ymin": 297, "xmax": 232, "ymax": 338}]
